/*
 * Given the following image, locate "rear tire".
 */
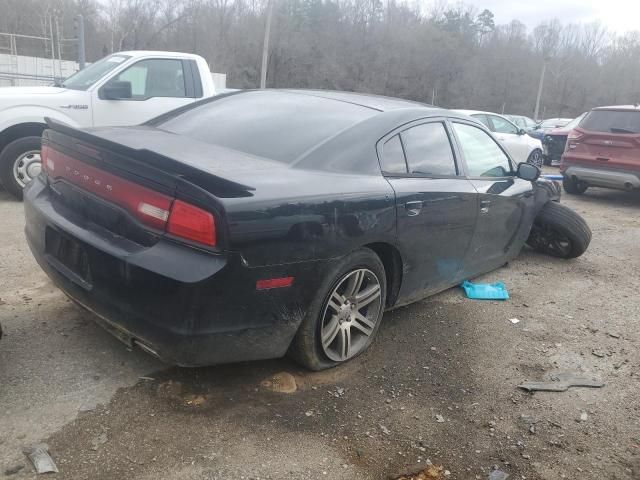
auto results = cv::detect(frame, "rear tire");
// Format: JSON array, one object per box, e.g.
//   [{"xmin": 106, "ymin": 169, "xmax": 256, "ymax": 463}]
[
  {"xmin": 527, "ymin": 149, "xmax": 543, "ymax": 168},
  {"xmin": 562, "ymin": 176, "xmax": 588, "ymax": 195},
  {"xmin": 289, "ymin": 248, "xmax": 387, "ymax": 371},
  {"xmin": 0, "ymin": 136, "xmax": 42, "ymax": 200},
  {"xmin": 526, "ymin": 201, "xmax": 591, "ymax": 259}
]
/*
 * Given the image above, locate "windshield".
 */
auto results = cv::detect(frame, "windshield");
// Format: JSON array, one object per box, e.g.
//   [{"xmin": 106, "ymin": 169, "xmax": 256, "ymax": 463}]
[
  {"xmin": 580, "ymin": 110, "xmax": 640, "ymax": 134},
  {"xmin": 62, "ymin": 55, "xmax": 131, "ymax": 90}
]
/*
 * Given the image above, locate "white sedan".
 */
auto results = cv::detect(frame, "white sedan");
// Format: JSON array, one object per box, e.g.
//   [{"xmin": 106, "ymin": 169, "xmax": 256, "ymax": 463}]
[{"xmin": 454, "ymin": 110, "xmax": 544, "ymax": 167}]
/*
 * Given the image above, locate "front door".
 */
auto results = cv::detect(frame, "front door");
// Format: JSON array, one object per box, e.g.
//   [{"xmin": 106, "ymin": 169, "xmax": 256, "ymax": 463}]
[
  {"xmin": 450, "ymin": 121, "xmax": 535, "ymax": 277},
  {"xmin": 378, "ymin": 120, "xmax": 478, "ymax": 302},
  {"xmin": 90, "ymin": 58, "xmax": 196, "ymax": 127}
]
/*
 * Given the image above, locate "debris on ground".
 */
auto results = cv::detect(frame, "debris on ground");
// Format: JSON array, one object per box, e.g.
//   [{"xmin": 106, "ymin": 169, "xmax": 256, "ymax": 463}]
[
  {"xmin": 517, "ymin": 372, "xmax": 604, "ymax": 392},
  {"xmin": 488, "ymin": 470, "xmax": 509, "ymax": 480},
  {"xmin": 23, "ymin": 443, "xmax": 58, "ymax": 474},
  {"xmin": 435, "ymin": 414, "xmax": 445, "ymax": 423},
  {"xmin": 260, "ymin": 372, "xmax": 297, "ymax": 393},
  {"xmin": 509, "ymin": 318, "xmax": 520, "ymax": 324},
  {"xmin": 577, "ymin": 411, "xmax": 589, "ymax": 422},
  {"xmin": 4, "ymin": 465, "xmax": 25, "ymax": 476},
  {"xmin": 380, "ymin": 424, "xmax": 391, "ymax": 435},
  {"xmin": 390, "ymin": 463, "xmax": 445, "ymax": 479},
  {"xmin": 90, "ymin": 432, "xmax": 108, "ymax": 451},
  {"xmin": 460, "ymin": 280, "xmax": 509, "ymax": 300}
]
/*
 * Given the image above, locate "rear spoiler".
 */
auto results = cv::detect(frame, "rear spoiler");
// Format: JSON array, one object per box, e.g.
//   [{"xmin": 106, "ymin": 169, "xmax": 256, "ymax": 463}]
[{"xmin": 44, "ymin": 118, "xmax": 255, "ymax": 197}]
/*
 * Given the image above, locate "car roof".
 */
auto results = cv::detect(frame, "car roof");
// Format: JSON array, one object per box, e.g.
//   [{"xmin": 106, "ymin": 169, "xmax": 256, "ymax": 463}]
[
  {"xmin": 117, "ymin": 50, "xmax": 205, "ymax": 61},
  {"xmin": 281, "ymin": 89, "xmax": 438, "ymax": 112},
  {"xmin": 593, "ymin": 105, "xmax": 640, "ymax": 112}
]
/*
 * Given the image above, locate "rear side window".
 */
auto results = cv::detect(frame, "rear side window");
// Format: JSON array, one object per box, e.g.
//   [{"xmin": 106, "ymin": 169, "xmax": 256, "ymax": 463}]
[
  {"xmin": 381, "ymin": 135, "xmax": 407, "ymax": 173},
  {"xmin": 400, "ymin": 122, "xmax": 457, "ymax": 176},
  {"xmin": 581, "ymin": 110, "xmax": 640, "ymax": 134}
]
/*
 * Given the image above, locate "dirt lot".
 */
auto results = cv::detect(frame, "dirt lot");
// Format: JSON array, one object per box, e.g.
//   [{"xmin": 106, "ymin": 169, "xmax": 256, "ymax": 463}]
[{"xmin": 1, "ymin": 181, "xmax": 639, "ymax": 480}]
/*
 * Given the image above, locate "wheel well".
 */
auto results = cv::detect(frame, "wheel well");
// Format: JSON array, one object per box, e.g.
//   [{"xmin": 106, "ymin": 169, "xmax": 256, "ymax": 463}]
[
  {"xmin": 0, "ymin": 123, "xmax": 46, "ymax": 155},
  {"xmin": 364, "ymin": 242, "xmax": 403, "ymax": 308}
]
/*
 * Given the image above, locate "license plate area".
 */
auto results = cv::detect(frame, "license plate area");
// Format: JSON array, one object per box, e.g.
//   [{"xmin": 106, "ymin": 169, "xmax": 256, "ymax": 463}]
[{"xmin": 45, "ymin": 227, "xmax": 93, "ymax": 290}]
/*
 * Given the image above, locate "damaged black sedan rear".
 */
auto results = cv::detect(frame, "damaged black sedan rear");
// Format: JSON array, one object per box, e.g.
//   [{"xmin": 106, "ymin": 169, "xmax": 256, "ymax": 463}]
[{"xmin": 24, "ymin": 90, "xmax": 591, "ymax": 370}]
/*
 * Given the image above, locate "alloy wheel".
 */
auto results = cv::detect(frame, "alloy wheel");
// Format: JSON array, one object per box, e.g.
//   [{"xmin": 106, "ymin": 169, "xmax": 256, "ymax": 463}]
[
  {"xmin": 12, "ymin": 150, "xmax": 42, "ymax": 188},
  {"xmin": 320, "ymin": 268, "xmax": 383, "ymax": 362},
  {"xmin": 527, "ymin": 150, "xmax": 543, "ymax": 168}
]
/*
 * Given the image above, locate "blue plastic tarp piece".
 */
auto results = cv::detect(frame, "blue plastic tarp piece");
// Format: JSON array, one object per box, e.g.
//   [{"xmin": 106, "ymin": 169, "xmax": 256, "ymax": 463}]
[
  {"xmin": 460, "ymin": 280, "xmax": 509, "ymax": 300},
  {"xmin": 542, "ymin": 174, "xmax": 563, "ymax": 181}
]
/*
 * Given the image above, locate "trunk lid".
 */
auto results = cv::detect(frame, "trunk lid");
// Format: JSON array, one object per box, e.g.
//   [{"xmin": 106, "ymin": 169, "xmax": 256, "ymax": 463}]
[{"xmin": 42, "ymin": 120, "xmax": 282, "ymax": 249}]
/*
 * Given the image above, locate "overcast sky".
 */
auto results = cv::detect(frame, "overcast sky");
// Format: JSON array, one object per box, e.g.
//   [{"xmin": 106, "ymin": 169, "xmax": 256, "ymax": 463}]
[{"xmin": 433, "ymin": 0, "xmax": 640, "ymax": 33}]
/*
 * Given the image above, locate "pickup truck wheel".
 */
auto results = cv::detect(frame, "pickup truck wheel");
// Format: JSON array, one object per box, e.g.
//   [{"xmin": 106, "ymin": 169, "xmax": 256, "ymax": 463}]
[
  {"xmin": 527, "ymin": 149, "xmax": 543, "ymax": 168},
  {"xmin": 0, "ymin": 136, "xmax": 42, "ymax": 200},
  {"xmin": 562, "ymin": 176, "xmax": 588, "ymax": 195},
  {"xmin": 526, "ymin": 201, "xmax": 591, "ymax": 259},
  {"xmin": 289, "ymin": 248, "xmax": 387, "ymax": 371}
]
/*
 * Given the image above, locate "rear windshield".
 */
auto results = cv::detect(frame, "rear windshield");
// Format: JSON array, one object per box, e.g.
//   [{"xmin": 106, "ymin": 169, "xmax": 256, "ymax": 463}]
[
  {"xmin": 154, "ymin": 91, "xmax": 377, "ymax": 163},
  {"xmin": 580, "ymin": 110, "xmax": 640, "ymax": 134}
]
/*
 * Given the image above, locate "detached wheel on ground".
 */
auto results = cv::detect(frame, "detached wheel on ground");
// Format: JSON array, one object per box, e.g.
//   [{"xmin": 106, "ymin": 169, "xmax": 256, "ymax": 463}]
[
  {"xmin": 562, "ymin": 176, "xmax": 588, "ymax": 195},
  {"xmin": 526, "ymin": 201, "xmax": 592, "ymax": 259},
  {"xmin": 0, "ymin": 136, "xmax": 43, "ymax": 200},
  {"xmin": 289, "ymin": 247, "xmax": 387, "ymax": 371},
  {"xmin": 527, "ymin": 149, "xmax": 543, "ymax": 168}
]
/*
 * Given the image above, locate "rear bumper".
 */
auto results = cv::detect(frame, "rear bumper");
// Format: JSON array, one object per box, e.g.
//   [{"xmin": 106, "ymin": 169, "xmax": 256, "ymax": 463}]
[
  {"xmin": 24, "ymin": 177, "xmax": 329, "ymax": 366},
  {"xmin": 561, "ymin": 164, "xmax": 640, "ymax": 191}
]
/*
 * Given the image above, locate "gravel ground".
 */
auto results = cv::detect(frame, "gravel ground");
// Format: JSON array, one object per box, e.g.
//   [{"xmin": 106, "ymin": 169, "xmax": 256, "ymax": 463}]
[{"xmin": 1, "ymin": 181, "xmax": 639, "ymax": 480}]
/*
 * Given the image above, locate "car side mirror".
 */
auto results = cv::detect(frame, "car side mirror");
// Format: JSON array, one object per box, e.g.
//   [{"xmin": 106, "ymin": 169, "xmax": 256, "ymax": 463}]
[
  {"xmin": 516, "ymin": 162, "xmax": 540, "ymax": 181},
  {"xmin": 518, "ymin": 128, "xmax": 526, "ymax": 135},
  {"xmin": 101, "ymin": 81, "xmax": 132, "ymax": 100}
]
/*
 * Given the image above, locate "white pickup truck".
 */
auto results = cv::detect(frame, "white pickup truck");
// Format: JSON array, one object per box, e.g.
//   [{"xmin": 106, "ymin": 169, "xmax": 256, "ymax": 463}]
[{"xmin": 0, "ymin": 50, "xmax": 219, "ymax": 199}]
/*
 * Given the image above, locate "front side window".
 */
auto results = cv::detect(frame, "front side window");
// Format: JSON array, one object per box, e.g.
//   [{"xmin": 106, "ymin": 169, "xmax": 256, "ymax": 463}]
[
  {"xmin": 380, "ymin": 135, "xmax": 407, "ymax": 173},
  {"xmin": 453, "ymin": 123, "xmax": 512, "ymax": 177},
  {"xmin": 400, "ymin": 122, "xmax": 457, "ymax": 176},
  {"xmin": 489, "ymin": 115, "xmax": 519, "ymax": 134},
  {"xmin": 107, "ymin": 59, "xmax": 186, "ymax": 99}
]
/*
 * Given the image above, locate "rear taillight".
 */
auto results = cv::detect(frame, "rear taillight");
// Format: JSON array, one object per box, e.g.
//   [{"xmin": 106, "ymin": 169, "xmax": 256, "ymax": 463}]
[
  {"xmin": 167, "ymin": 200, "xmax": 216, "ymax": 246},
  {"xmin": 43, "ymin": 145, "xmax": 217, "ymax": 247},
  {"xmin": 565, "ymin": 129, "xmax": 583, "ymax": 151}
]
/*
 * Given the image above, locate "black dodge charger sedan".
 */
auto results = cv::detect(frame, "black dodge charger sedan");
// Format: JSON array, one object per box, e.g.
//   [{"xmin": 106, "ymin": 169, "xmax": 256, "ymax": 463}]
[{"xmin": 24, "ymin": 90, "xmax": 591, "ymax": 370}]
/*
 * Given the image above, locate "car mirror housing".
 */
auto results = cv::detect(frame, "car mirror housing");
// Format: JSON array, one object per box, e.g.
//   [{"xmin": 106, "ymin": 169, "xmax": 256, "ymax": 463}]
[
  {"xmin": 518, "ymin": 128, "xmax": 526, "ymax": 135},
  {"xmin": 101, "ymin": 81, "xmax": 132, "ymax": 100},
  {"xmin": 516, "ymin": 162, "xmax": 540, "ymax": 181}
]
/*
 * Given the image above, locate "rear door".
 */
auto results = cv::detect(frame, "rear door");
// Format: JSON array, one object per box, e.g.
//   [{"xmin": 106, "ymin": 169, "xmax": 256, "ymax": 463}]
[
  {"xmin": 378, "ymin": 119, "xmax": 478, "ymax": 300},
  {"xmin": 570, "ymin": 109, "xmax": 640, "ymax": 170},
  {"xmin": 486, "ymin": 114, "xmax": 529, "ymax": 163},
  {"xmin": 450, "ymin": 121, "xmax": 536, "ymax": 277},
  {"xmin": 91, "ymin": 58, "xmax": 198, "ymax": 126}
]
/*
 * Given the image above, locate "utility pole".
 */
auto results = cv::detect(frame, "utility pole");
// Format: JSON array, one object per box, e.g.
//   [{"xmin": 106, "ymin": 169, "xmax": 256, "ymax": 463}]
[
  {"xmin": 534, "ymin": 58, "xmax": 548, "ymax": 121},
  {"xmin": 259, "ymin": 0, "xmax": 274, "ymax": 89},
  {"xmin": 74, "ymin": 15, "xmax": 86, "ymax": 70}
]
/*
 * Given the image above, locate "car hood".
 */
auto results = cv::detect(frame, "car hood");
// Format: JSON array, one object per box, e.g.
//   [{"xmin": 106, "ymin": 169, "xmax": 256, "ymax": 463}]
[
  {"xmin": 0, "ymin": 86, "xmax": 68, "ymax": 96},
  {"xmin": 547, "ymin": 127, "xmax": 571, "ymax": 136}
]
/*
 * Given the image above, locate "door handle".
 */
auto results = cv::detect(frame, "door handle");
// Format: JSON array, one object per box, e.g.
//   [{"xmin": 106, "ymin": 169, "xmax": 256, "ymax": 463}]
[
  {"xmin": 480, "ymin": 199, "xmax": 491, "ymax": 214},
  {"xmin": 404, "ymin": 200, "xmax": 423, "ymax": 216}
]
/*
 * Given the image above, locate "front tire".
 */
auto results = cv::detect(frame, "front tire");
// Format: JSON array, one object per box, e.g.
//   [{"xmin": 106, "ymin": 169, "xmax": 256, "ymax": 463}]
[
  {"xmin": 563, "ymin": 176, "xmax": 588, "ymax": 195},
  {"xmin": 526, "ymin": 202, "xmax": 591, "ymax": 259},
  {"xmin": 527, "ymin": 149, "xmax": 544, "ymax": 168},
  {"xmin": 289, "ymin": 248, "xmax": 387, "ymax": 371},
  {"xmin": 0, "ymin": 136, "xmax": 42, "ymax": 200}
]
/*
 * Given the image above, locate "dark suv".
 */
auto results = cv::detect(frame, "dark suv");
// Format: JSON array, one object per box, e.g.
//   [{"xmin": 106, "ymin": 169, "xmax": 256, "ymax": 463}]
[{"xmin": 561, "ymin": 105, "xmax": 640, "ymax": 194}]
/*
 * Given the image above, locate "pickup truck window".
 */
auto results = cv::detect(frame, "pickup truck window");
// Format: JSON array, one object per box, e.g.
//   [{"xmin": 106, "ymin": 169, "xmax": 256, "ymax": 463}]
[
  {"xmin": 108, "ymin": 59, "xmax": 187, "ymax": 99},
  {"xmin": 62, "ymin": 55, "xmax": 131, "ymax": 91}
]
